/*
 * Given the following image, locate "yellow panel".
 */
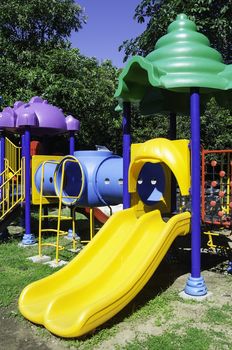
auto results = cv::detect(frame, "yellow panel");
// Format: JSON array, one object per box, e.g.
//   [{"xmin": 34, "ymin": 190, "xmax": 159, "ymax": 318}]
[
  {"xmin": 5, "ymin": 137, "xmax": 21, "ymax": 173},
  {"xmin": 31, "ymin": 155, "xmax": 63, "ymax": 205},
  {"xmin": 18, "ymin": 208, "xmax": 190, "ymax": 338},
  {"xmin": 129, "ymin": 138, "xmax": 190, "ymax": 196}
]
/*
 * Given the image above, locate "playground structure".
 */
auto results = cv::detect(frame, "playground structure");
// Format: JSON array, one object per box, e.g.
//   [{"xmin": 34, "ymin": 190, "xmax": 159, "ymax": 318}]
[
  {"xmin": 0, "ymin": 13, "xmax": 231, "ymax": 337},
  {"xmin": 201, "ymin": 149, "xmax": 232, "ymax": 252},
  {"xmin": 0, "ymin": 96, "xmax": 80, "ymax": 245},
  {"xmin": 19, "ymin": 138, "xmax": 191, "ymax": 337},
  {"xmin": 0, "ymin": 95, "xmax": 124, "ymax": 257},
  {"xmin": 32, "ymin": 149, "xmax": 124, "ymax": 262},
  {"xmin": 202, "ymin": 149, "xmax": 232, "ymax": 227},
  {"xmin": 0, "ymin": 137, "xmax": 23, "ymax": 222}
]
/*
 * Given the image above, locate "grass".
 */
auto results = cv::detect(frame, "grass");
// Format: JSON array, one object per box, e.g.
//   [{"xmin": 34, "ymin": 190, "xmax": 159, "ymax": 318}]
[
  {"xmin": 0, "ymin": 239, "xmax": 62, "ymax": 307},
  {"xmin": 1, "ymin": 209, "xmax": 232, "ymax": 349},
  {"xmin": 128, "ymin": 289, "xmax": 177, "ymax": 324},
  {"xmin": 204, "ymin": 304, "xmax": 232, "ymax": 326},
  {"xmin": 122, "ymin": 306, "xmax": 232, "ymax": 350},
  {"xmin": 0, "ymin": 206, "xmax": 89, "ymax": 308},
  {"xmin": 123, "ymin": 328, "xmax": 213, "ymax": 350}
]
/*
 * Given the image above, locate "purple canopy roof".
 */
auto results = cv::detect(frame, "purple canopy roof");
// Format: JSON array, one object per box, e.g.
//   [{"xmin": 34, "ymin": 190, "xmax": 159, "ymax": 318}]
[{"xmin": 0, "ymin": 96, "xmax": 80, "ymax": 136}]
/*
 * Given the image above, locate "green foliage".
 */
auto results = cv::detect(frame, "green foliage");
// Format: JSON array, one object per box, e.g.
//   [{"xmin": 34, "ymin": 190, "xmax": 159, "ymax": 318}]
[
  {"xmin": 176, "ymin": 98, "xmax": 232, "ymax": 150},
  {"xmin": 0, "ymin": 0, "xmax": 122, "ymax": 153},
  {"xmin": 119, "ymin": 0, "xmax": 232, "ymax": 150},
  {"xmin": 201, "ymin": 99, "xmax": 232, "ymax": 149},
  {"xmin": 131, "ymin": 105, "xmax": 170, "ymax": 144},
  {"xmin": 120, "ymin": 0, "xmax": 232, "ymax": 64},
  {"xmin": 1, "ymin": 50, "xmax": 120, "ymax": 153},
  {"xmin": 0, "ymin": 0, "xmax": 86, "ymax": 57},
  {"xmin": 1, "ymin": 0, "xmax": 231, "ymax": 152}
]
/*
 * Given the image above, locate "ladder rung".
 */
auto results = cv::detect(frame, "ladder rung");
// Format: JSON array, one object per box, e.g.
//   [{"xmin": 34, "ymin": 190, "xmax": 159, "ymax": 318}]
[
  {"xmin": 41, "ymin": 243, "xmax": 64, "ymax": 250},
  {"xmin": 38, "ymin": 159, "xmax": 78, "ymax": 260},
  {"xmin": 41, "ymin": 215, "xmax": 72, "ymax": 220},
  {"xmin": 40, "ymin": 229, "xmax": 68, "ymax": 235},
  {"xmin": 60, "ymin": 216, "xmax": 72, "ymax": 220}
]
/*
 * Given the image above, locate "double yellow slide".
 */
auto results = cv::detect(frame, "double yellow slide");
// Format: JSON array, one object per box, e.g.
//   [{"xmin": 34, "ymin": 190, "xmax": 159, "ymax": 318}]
[{"xmin": 19, "ymin": 208, "xmax": 190, "ymax": 338}]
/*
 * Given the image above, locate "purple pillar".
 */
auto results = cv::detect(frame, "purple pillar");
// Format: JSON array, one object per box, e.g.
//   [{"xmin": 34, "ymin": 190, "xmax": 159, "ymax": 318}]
[
  {"xmin": 69, "ymin": 131, "xmax": 75, "ymax": 156},
  {"xmin": 185, "ymin": 88, "xmax": 207, "ymax": 296},
  {"xmin": 0, "ymin": 131, "xmax": 5, "ymax": 201},
  {"xmin": 122, "ymin": 102, "xmax": 131, "ymax": 209},
  {"xmin": 0, "ymin": 130, "xmax": 5, "ymax": 181},
  {"xmin": 169, "ymin": 112, "xmax": 177, "ymax": 213},
  {"xmin": 21, "ymin": 127, "xmax": 35, "ymax": 245},
  {"xmin": 190, "ymin": 91, "xmax": 201, "ymax": 278},
  {"xmin": 21, "ymin": 134, "xmax": 25, "ymax": 157},
  {"xmin": 20, "ymin": 134, "xmax": 25, "ymax": 229}
]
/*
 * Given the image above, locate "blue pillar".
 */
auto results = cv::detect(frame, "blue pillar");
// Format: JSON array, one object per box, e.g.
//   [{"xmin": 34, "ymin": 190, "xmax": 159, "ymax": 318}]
[
  {"xmin": 169, "ymin": 112, "xmax": 177, "ymax": 213},
  {"xmin": 21, "ymin": 127, "xmax": 35, "ymax": 245},
  {"xmin": 69, "ymin": 131, "xmax": 75, "ymax": 156},
  {"xmin": 122, "ymin": 102, "xmax": 131, "ymax": 209},
  {"xmin": 20, "ymin": 134, "xmax": 25, "ymax": 229},
  {"xmin": 185, "ymin": 88, "xmax": 207, "ymax": 296}
]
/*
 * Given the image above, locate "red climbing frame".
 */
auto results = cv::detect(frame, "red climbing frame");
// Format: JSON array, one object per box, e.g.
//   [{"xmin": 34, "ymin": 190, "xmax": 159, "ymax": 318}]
[{"xmin": 201, "ymin": 149, "xmax": 232, "ymax": 228}]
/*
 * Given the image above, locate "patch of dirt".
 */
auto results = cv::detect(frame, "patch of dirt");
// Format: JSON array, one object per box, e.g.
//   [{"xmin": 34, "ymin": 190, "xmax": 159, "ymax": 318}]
[
  {"xmin": 91, "ymin": 270, "xmax": 232, "ymax": 350},
  {"xmin": 0, "ymin": 308, "xmax": 66, "ymax": 350},
  {"xmin": 1, "ymin": 252, "xmax": 232, "ymax": 350},
  {"xmin": 94, "ymin": 319, "xmax": 162, "ymax": 350}
]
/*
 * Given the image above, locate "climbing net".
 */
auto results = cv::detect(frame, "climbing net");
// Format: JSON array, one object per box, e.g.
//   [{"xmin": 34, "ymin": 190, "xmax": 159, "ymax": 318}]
[
  {"xmin": 201, "ymin": 149, "xmax": 232, "ymax": 255},
  {"xmin": 202, "ymin": 149, "xmax": 232, "ymax": 228}
]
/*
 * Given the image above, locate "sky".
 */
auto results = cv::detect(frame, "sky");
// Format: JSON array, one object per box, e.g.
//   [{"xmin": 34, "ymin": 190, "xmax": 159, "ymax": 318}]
[{"xmin": 71, "ymin": 0, "xmax": 146, "ymax": 67}]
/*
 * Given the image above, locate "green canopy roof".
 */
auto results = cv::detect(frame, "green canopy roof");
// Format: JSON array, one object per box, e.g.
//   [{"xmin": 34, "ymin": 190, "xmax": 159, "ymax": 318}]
[{"xmin": 115, "ymin": 14, "xmax": 232, "ymax": 114}]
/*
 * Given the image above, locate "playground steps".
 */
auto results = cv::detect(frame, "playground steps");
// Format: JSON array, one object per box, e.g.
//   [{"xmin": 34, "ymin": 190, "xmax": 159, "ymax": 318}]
[
  {"xmin": 41, "ymin": 215, "xmax": 73, "ymax": 220},
  {"xmin": 38, "ymin": 160, "xmax": 78, "ymax": 262},
  {"xmin": 0, "ymin": 138, "xmax": 23, "ymax": 232},
  {"xmin": 38, "ymin": 207, "xmax": 77, "ymax": 262}
]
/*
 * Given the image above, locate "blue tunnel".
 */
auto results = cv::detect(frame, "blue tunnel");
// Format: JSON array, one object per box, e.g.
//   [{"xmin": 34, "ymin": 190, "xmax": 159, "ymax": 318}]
[
  {"xmin": 34, "ymin": 151, "xmax": 166, "ymax": 208},
  {"xmin": 34, "ymin": 150, "xmax": 123, "ymax": 207},
  {"xmin": 56, "ymin": 150, "xmax": 123, "ymax": 207}
]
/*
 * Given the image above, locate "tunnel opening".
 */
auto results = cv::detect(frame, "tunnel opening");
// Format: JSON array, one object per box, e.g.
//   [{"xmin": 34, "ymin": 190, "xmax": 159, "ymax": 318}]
[
  {"xmin": 137, "ymin": 162, "xmax": 165, "ymax": 206},
  {"xmin": 55, "ymin": 158, "xmax": 84, "ymax": 206}
]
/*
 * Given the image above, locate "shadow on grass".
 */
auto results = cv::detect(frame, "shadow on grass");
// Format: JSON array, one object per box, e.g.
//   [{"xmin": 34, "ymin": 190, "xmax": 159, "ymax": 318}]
[
  {"xmin": 76, "ymin": 237, "xmax": 228, "ymax": 341},
  {"xmin": 1, "ymin": 207, "xmax": 230, "ymax": 342}
]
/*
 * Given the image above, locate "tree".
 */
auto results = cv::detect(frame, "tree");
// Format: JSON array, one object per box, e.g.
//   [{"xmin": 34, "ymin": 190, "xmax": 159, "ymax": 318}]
[
  {"xmin": 0, "ymin": 48, "xmax": 121, "ymax": 153},
  {"xmin": 0, "ymin": 1, "xmax": 122, "ymax": 153},
  {"xmin": 0, "ymin": 0, "xmax": 86, "ymax": 57},
  {"xmin": 119, "ymin": 0, "xmax": 232, "ymax": 150},
  {"xmin": 120, "ymin": 0, "xmax": 232, "ymax": 64}
]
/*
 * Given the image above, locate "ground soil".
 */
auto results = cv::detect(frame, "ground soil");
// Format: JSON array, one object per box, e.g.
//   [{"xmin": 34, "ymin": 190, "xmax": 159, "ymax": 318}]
[
  {"xmin": 1, "ymin": 245, "xmax": 232, "ymax": 349},
  {"xmin": 93, "ymin": 268, "xmax": 232, "ymax": 350},
  {"xmin": 0, "ymin": 308, "xmax": 64, "ymax": 350}
]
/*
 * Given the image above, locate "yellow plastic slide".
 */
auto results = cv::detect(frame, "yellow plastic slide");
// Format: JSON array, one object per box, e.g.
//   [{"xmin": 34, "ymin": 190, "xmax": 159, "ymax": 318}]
[{"xmin": 19, "ymin": 208, "xmax": 190, "ymax": 338}]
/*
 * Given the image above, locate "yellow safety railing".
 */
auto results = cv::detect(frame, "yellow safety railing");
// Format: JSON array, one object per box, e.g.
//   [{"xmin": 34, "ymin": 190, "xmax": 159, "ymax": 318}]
[
  {"xmin": 38, "ymin": 158, "xmax": 84, "ymax": 263},
  {"xmin": 203, "ymin": 230, "xmax": 230, "ymax": 255},
  {"xmin": 0, "ymin": 157, "xmax": 24, "ymax": 220},
  {"xmin": 5, "ymin": 137, "xmax": 21, "ymax": 173},
  {"xmin": 221, "ymin": 178, "xmax": 231, "ymax": 215}
]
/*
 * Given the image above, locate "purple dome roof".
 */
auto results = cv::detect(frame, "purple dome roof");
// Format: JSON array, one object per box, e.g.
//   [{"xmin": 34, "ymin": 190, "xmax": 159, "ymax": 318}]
[
  {"xmin": 66, "ymin": 115, "xmax": 80, "ymax": 131},
  {"xmin": 0, "ymin": 96, "xmax": 80, "ymax": 136}
]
